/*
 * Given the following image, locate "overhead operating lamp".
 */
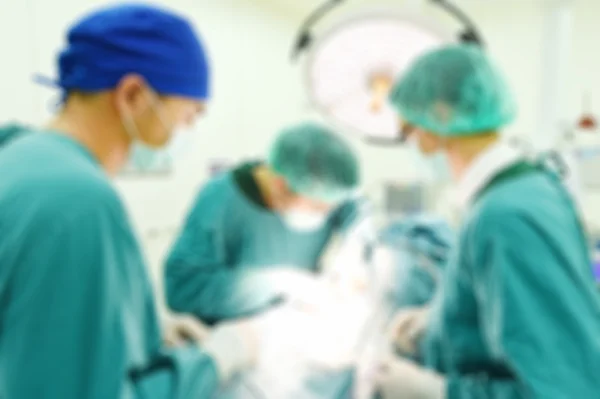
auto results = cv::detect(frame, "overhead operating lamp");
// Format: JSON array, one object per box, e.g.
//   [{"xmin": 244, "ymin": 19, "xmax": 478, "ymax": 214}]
[
  {"xmin": 291, "ymin": 0, "xmax": 484, "ymax": 145},
  {"xmin": 292, "ymin": 0, "xmax": 484, "ymax": 61}
]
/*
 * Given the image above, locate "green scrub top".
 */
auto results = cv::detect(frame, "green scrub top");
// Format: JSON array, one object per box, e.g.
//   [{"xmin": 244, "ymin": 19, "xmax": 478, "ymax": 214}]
[
  {"xmin": 0, "ymin": 132, "xmax": 221, "ymax": 399},
  {"xmin": 0, "ymin": 123, "xmax": 31, "ymax": 147},
  {"xmin": 423, "ymin": 161, "xmax": 600, "ymax": 398},
  {"xmin": 164, "ymin": 161, "xmax": 359, "ymax": 324},
  {"xmin": 165, "ymin": 161, "xmax": 360, "ymax": 399}
]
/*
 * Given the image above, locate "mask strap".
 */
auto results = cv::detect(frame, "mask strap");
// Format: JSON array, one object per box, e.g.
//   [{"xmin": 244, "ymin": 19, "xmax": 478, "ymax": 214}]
[
  {"xmin": 121, "ymin": 112, "xmax": 141, "ymax": 141},
  {"xmin": 147, "ymin": 90, "xmax": 172, "ymax": 133}
]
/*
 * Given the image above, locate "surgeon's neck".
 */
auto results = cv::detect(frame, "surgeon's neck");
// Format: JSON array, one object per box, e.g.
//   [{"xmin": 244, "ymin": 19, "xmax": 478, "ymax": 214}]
[
  {"xmin": 445, "ymin": 132, "xmax": 500, "ymax": 180},
  {"xmin": 253, "ymin": 165, "xmax": 280, "ymax": 209},
  {"xmin": 47, "ymin": 93, "xmax": 131, "ymax": 176}
]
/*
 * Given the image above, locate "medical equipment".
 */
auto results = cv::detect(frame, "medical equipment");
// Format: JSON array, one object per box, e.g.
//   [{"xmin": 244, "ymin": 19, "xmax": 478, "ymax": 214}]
[
  {"xmin": 557, "ymin": 97, "xmax": 600, "ymax": 190},
  {"xmin": 593, "ymin": 246, "xmax": 600, "ymax": 284},
  {"xmin": 382, "ymin": 183, "xmax": 428, "ymax": 215},
  {"xmin": 292, "ymin": 0, "xmax": 484, "ymax": 144},
  {"xmin": 589, "ymin": 237, "xmax": 600, "ymax": 284},
  {"xmin": 576, "ymin": 93, "xmax": 597, "ymax": 131}
]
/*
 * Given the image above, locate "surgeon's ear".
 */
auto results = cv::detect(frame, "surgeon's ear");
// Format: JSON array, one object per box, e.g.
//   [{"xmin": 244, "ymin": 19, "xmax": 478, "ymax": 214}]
[{"xmin": 114, "ymin": 74, "xmax": 152, "ymax": 117}]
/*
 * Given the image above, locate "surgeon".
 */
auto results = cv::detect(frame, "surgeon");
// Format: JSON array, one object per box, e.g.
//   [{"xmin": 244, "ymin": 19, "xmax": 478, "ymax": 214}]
[
  {"xmin": 0, "ymin": 5, "xmax": 260, "ymax": 399},
  {"xmin": 164, "ymin": 122, "xmax": 362, "ymax": 399},
  {"xmin": 165, "ymin": 122, "xmax": 362, "ymax": 324},
  {"xmin": 374, "ymin": 44, "xmax": 600, "ymax": 398}
]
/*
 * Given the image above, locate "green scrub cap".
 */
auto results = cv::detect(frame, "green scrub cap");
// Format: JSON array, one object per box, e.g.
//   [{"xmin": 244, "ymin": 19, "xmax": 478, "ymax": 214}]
[
  {"xmin": 389, "ymin": 44, "xmax": 516, "ymax": 137},
  {"xmin": 268, "ymin": 122, "xmax": 360, "ymax": 204}
]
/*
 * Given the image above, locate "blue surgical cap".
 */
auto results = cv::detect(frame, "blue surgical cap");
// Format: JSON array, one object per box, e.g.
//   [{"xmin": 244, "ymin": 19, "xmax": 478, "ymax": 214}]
[{"xmin": 52, "ymin": 4, "xmax": 210, "ymax": 100}]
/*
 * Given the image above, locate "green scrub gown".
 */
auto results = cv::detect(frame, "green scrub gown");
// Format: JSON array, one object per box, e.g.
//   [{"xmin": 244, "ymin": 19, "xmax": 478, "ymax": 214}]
[
  {"xmin": 423, "ymin": 162, "xmax": 600, "ymax": 398},
  {"xmin": 0, "ymin": 123, "xmax": 31, "ymax": 147},
  {"xmin": 0, "ymin": 132, "xmax": 221, "ymax": 399},
  {"xmin": 165, "ymin": 162, "xmax": 361, "ymax": 399},
  {"xmin": 165, "ymin": 161, "xmax": 360, "ymax": 324}
]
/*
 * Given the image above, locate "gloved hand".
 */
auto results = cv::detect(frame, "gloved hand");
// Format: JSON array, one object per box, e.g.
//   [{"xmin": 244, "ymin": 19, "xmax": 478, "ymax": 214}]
[
  {"xmin": 163, "ymin": 314, "xmax": 210, "ymax": 347},
  {"xmin": 387, "ymin": 306, "xmax": 430, "ymax": 355},
  {"xmin": 203, "ymin": 318, "xmax": 259, "ymax": 383},
  {"xmin": 374, "ymin": 355, "xmax": 446, "ymax": 399}
]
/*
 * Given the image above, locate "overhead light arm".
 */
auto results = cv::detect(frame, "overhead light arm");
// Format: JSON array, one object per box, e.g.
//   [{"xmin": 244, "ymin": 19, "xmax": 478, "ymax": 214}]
[
  {"xmin": 290, "ymin": 0, "xmax": 347, "ymax": 61},
  {"xmin": 291, "ymin": 0, "xmax": 484, "ymax": 64},
  {"xmin": 429, "ymin": 0, "xmax": 485, "ymax": 46}
]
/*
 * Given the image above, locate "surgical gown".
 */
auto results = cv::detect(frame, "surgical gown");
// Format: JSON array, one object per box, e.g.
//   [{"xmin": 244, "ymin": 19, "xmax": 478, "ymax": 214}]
[
  {"xmin": 165, "ymin": 162, "xmax": 360, "ymax": 324},
  {"xmin": 0, "ymin": 123, "xmax": 30, "ymax": 147},
  {"xmin": 422, "ymin": 162, "xmax": 600, "ymax": 398},
  {"xmin": 0, "ymin": 132, "xmax": 221, "ymax": 399},
  {"xmin": 165, "ymin": 162, "xmax": 361, "ymax": 399}
]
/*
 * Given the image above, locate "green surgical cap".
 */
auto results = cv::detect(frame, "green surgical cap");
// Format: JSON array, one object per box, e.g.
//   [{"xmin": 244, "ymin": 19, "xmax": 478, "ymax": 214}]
[
  {"xmin": 389, "ymin": 44, "xmax": 516, "ymax": 137},
  {"xmin": 268, "ymin": 122, "xmax": 360, "ymax": 203}
]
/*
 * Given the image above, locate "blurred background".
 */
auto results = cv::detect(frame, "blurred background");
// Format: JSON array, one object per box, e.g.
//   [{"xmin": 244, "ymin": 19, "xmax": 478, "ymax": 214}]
[{"xmin": 1, "ymin": 0, "xmax": 599, "ymax": 292}]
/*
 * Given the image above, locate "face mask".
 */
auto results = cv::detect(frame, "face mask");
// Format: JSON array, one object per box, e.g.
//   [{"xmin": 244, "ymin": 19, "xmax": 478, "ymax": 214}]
[
  {"xmin": 166, "ymin": 125, "xmax": 196, "ymax": 160},
  {"xmin": 426, "ymin": 152, "xmax": 452, "ymax": 182},
  {"xmin": 125, "ymin": 128, "xmax": 196, "ymax": 172},
  {"xmin": 282, "ymin": 209, "xmax": 328, "ymax": 232},
  {"xmin": 126, "ymin": 143, "xmax": 171, "ymax": 172},
  {"xmin": 407, "ymin": 138, "xmax": 451, "ymax": 182},
  {"xmin": 121, "ymin": 95, "xmax": 196, "ymax": 169}
]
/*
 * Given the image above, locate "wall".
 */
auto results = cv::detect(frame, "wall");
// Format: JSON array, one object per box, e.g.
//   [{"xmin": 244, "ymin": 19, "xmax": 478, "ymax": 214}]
[
  {"xmin": 0, "ymin": 0, "xmax": 37, "ymax": 123},
  {"xmin": 569, "ymin": 0, "xmax": 600, "ymax": 120},
  {"xmin": 569, "ymin": 0, "xmax": 600, "ymax": 227}
]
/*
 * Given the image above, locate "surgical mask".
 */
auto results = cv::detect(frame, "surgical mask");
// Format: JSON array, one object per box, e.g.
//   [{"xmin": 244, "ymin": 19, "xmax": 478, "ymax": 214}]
[
  {"xmin": 282, "ymin": 209, "xmax": 328, "ymax": 232},
  {"xmin": 427, "ymin": 152, "xmax": 452, "ymax": 182},
  {"xmin": 408, "ymin": 138, "xmax": 451, "ymax": 182},
  {"xmin": 166, "ymin": 126, "xmax": 196, "ymax": 159},
  {"xmin": 121, "ymin": 95, "xmax": 196, "ymax": 168},
  {"xmin": 125, "ymin": 130, "xmax": 196, "ymax": 171}
]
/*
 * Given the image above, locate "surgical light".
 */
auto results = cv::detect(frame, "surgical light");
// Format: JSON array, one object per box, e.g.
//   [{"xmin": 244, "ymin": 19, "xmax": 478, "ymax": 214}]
[{"xmin": 291, "ymin": 0, "xmax": 485, "ymax": 145}]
